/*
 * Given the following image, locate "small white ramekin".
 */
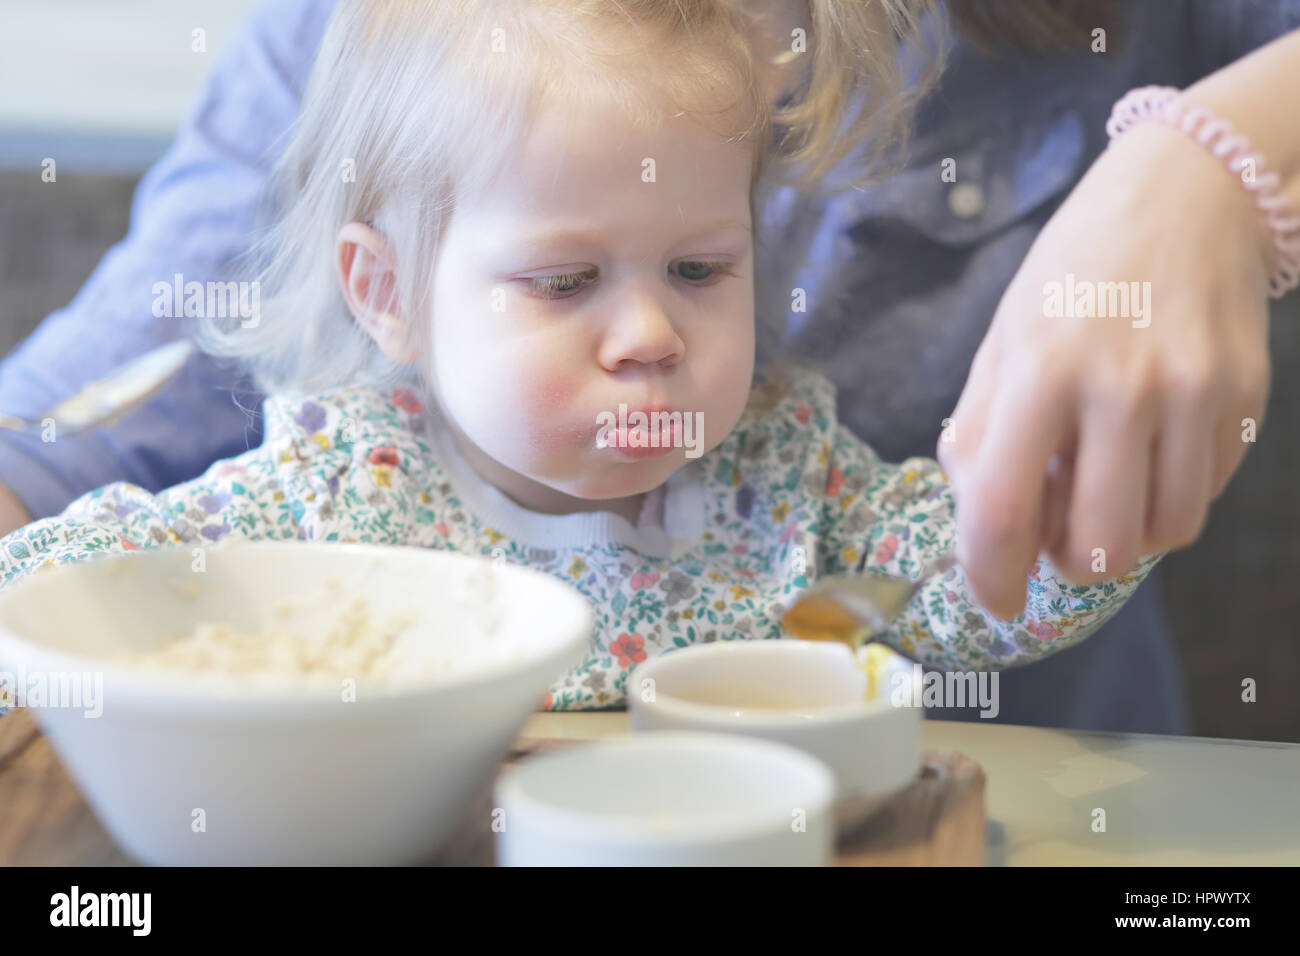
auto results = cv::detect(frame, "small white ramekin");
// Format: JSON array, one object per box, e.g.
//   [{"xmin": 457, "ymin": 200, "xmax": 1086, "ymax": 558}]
[
  {"xmin": 494, "ymin": 731, "xmax": 836, "ymax": 865},
  {"xmin": 627, "ymin": 640, "xmax": 922, "ymax": 823}
]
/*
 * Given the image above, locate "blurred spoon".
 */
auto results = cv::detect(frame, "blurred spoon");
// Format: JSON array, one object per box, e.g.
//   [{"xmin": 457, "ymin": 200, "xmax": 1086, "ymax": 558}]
[
  {"xmin": 781, "ymin": 552, "xmax": 957, "ymax": 651},
  {"xmin": 0, "ymin": 340, "xmax": 196, "ymax": 436}
]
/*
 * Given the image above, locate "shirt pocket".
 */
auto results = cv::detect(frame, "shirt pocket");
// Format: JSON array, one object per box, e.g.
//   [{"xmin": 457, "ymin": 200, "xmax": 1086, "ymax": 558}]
[{"xmin": 840, "ymin": 108, "xmax": 1089, "ymax": 247}]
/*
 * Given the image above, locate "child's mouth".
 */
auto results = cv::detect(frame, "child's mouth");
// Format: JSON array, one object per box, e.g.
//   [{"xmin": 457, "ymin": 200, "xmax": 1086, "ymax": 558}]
[
  {"xmin": 594, "ymin": 408, "xmax": 682, "ymax": 460},
  {"xmin": 601, "ymin": 435, "xmax": 679, "ymax": 460}
]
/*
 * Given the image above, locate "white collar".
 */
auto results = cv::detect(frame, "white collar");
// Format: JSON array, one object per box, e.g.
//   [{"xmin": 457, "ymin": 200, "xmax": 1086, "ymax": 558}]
[{"xmin": 424, "ymin": 413, "xmax": 706, "ymax": 559}]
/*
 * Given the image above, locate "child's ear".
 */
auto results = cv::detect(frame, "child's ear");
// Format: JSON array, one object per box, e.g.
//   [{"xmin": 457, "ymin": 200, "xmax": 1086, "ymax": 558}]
[{"xmin": 336, "ymin": 222, "xmax": 418, "ymax": 364}]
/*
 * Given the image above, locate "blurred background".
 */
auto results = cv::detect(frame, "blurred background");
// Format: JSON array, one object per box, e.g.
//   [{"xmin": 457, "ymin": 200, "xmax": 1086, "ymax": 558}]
[
  {"xmin": 0, "ymin": 1, "xmax": 1296, "ymax": 742},
  {"xmin": 0, "ymin": 0, "xmax": 258, "ymax": 326}
]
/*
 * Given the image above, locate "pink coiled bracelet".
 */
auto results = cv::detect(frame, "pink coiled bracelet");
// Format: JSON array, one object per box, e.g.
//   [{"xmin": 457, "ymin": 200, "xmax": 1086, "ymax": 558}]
[{"xmin": 1107, "ymin": 85, "xmax": 1300, "ymax": 299}]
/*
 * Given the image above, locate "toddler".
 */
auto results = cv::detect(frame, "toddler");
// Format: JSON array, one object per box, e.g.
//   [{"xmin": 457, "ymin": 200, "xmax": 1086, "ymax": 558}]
[{"xmin": 0, "ymin": 0, "xmax": 1159, "ymax": 710}]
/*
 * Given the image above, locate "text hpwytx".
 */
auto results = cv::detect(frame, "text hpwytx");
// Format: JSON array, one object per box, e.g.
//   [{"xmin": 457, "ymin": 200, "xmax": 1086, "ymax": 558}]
[
  {"xmin": 50, "ymin": 887, "xmax": 151, "ymax": 936},
  {"xmin": 1126, "ymin": 891, "xmax": 1252, "ymax": 907}
]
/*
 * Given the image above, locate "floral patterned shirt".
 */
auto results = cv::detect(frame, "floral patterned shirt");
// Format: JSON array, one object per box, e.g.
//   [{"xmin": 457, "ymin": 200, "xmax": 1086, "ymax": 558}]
[{"xmin": 0, "ymin": 365, "xmax": 1159, "ymax": 711}]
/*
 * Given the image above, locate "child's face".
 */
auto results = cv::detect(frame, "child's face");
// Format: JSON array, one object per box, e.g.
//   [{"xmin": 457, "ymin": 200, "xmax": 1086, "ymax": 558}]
[{"xmin": 424, "ymin": 97, "xmax": 756, "ymax": 515}]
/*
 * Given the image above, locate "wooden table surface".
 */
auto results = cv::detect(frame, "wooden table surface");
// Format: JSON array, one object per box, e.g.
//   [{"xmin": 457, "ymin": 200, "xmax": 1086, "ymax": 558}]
[
  {"xmin": 4, "ymin": 706, "xmax": 1297, "ymax": 865},
  {"xmin": 0, "ymin": 707, "xmax": 988, "ymax": 866}
]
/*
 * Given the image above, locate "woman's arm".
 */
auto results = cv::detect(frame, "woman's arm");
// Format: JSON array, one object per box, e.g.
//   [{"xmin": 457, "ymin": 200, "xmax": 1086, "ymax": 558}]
[
  {"xmin": 0, "ymin": 482, "xmax": 32, "ymax": 539},
  {"xmin": 0, "ymin": 0, "xmax": 332, "ymax": 526},
  {"xmin": 941, "ymin": 27, "xmax": 1300, "ymax": 620},
  {"xmin": 1183, "ymin": 28, "xmax": 1300, "ymax": 211}
]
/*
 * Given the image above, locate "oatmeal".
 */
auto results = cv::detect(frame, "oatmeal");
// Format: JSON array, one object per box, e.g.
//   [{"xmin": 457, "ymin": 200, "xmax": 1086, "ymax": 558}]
[{"xmin": 118, "ymin": 596, "xmax": 420, "ymax": 683}]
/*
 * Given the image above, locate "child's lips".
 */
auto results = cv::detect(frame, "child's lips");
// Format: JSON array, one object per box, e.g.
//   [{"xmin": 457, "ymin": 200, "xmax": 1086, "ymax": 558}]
[
  {"xmin": 602, "ymin": 434, "xmax": 678, "ymax": 459},
  {"xmin": 595, "ymin": 405, "xmax": 682, "ymax": 459}
]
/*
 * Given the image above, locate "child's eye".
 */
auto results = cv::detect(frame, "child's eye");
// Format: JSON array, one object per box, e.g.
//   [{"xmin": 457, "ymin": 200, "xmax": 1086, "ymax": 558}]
[
  {"xmin": 528, "ymin": 269, "xmax": 598, "ymax": 300},
  {"xmin": 672, "ymin": 260, "xmax": 737, "ymax": 284},
  {"xmin": 523, "ymin": 260, "xmax": 737, "ymax": 300}
]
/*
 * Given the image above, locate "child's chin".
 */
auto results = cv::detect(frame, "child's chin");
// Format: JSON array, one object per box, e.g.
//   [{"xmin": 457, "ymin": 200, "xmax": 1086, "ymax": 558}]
[{"xmin": 557, "ymin": 468, "xmax": 679, "ymax": 502}]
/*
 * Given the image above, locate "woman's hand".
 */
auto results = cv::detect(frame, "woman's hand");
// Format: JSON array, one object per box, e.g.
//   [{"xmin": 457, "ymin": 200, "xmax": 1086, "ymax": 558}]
[
  {"xmin": 938, "ymin": 120, "xmax": 1275, "ymax": 620},
  {"xmin": 0, "ymin": 479, "xmax": 34, "ymax": 539}
]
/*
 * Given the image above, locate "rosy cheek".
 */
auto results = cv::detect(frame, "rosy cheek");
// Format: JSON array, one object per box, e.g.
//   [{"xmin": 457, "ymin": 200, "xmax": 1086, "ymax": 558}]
[
  {"xmin": 497, "ymin": 357, "xmax": 586, "ymax": 452},
  {"xmin": 526, "ymin": 372, "xmax": 579, "ymax": 416}
]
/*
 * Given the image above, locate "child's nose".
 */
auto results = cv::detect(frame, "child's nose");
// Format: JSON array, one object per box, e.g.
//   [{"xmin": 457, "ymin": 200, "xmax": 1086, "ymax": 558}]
[{"xmin": 598, "ymin": 289, "xmax": 685, "ymax": 371}]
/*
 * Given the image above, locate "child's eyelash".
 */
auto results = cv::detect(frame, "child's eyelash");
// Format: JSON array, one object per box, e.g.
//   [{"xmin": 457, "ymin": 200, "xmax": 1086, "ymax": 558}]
[
  {"xmin": 684, "ymin": 259, "xmax": 739, "ymax": 280},
  {"xmin": 527, "ymin": 260, "xmax": 738, "ymax": 300},
  {"xmin": 532, "ymin": 270, "xmax": 597, "ymax": 297}
]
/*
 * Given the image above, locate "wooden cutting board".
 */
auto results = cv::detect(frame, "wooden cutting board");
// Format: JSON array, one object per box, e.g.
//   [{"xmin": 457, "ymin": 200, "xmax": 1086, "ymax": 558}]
[{"xmin": 0, "ymin": 708, "xmax": 987, "ymax": 866}]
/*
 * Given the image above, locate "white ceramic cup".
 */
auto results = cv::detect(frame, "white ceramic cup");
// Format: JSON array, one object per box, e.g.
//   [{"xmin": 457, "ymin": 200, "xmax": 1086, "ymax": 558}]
[
  {"xmin": 494, "ymin": 731, "xmax": 836, "ymax": 866},
  {"xmin": 627, "ymin": 640, "xmax": 922, "ymax": 823}
]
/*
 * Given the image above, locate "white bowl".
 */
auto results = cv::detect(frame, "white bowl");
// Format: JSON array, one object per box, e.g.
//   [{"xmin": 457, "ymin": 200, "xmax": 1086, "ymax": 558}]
[
  {"xmin": 0, "ymin": 540, "xmax": 592, "ymax": 865},
  {"xmin": 627, "ymin": 641, "xmax": 921, "ymax": 823},
  {"xmin": 494, "ymin": 731, "xmax": 835, "ymax": 866}
]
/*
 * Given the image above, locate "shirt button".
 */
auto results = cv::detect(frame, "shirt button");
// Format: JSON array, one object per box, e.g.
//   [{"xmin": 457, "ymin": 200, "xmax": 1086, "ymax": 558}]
[{"xmin": 947, "ymin": 182, "xmax": 985, "ymax": 219}]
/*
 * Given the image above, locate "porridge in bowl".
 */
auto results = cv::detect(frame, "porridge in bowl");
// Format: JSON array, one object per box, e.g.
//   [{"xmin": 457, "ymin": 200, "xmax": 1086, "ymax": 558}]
[
  {"xmin": 111, "ymin": 562, "xmax": 510, "ymax": 690},
  {"xmin": 116, "ymin": 594, "xmax": 419, "ymax": 684}
]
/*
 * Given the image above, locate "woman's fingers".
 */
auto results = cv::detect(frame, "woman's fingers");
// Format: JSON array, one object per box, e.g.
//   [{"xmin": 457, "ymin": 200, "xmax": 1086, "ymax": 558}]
[
  {"xmin": 951, "ymin": 366, "xmax": 1072, "ymax": 619},
  {"xmin": 936, "ymin": 332, "xmax": 1000, "ymax": 488},
  {"xmin": 1053, "ymin": 385, "xmax": 1154, "ymax": 584},
  {"xmin": 1041, "ymin": 452, "xmax": 1074, "ymax": 557},
  {"xmin": 943, "ymin": 282, "xmax": 1267, "ymax": 610},
  {"xmin": 1142, "ymin": 404, "xmax": 1216, "ymax": 554}
]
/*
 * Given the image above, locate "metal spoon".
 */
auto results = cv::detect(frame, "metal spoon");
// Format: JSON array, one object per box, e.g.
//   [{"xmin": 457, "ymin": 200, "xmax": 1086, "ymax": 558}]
[
  {"xmin": 0, "ymin": 340, "xmax": 196, "ymax": 436},
  {"xmin": 781, "ymin": 552, "xmax": 957, "ymax": 650}
]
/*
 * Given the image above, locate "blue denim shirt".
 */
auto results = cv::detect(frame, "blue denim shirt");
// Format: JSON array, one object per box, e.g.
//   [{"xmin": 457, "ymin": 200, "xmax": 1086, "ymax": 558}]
[{"xmin": 2, "ymin": 0, "xmax": 1296, "ymax": 732}]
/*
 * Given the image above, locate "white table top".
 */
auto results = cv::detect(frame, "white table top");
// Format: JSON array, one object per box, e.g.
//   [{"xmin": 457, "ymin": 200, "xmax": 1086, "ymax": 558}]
[{"xmin": 520, "ymin": 712, "xmax": 1300, "ymax": 865}]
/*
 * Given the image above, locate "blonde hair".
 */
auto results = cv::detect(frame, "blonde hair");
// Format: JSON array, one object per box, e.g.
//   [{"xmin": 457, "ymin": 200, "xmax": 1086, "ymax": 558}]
[{"xmin": 196, "ymin": 0, "xmax": 942, "ymax": 400}]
